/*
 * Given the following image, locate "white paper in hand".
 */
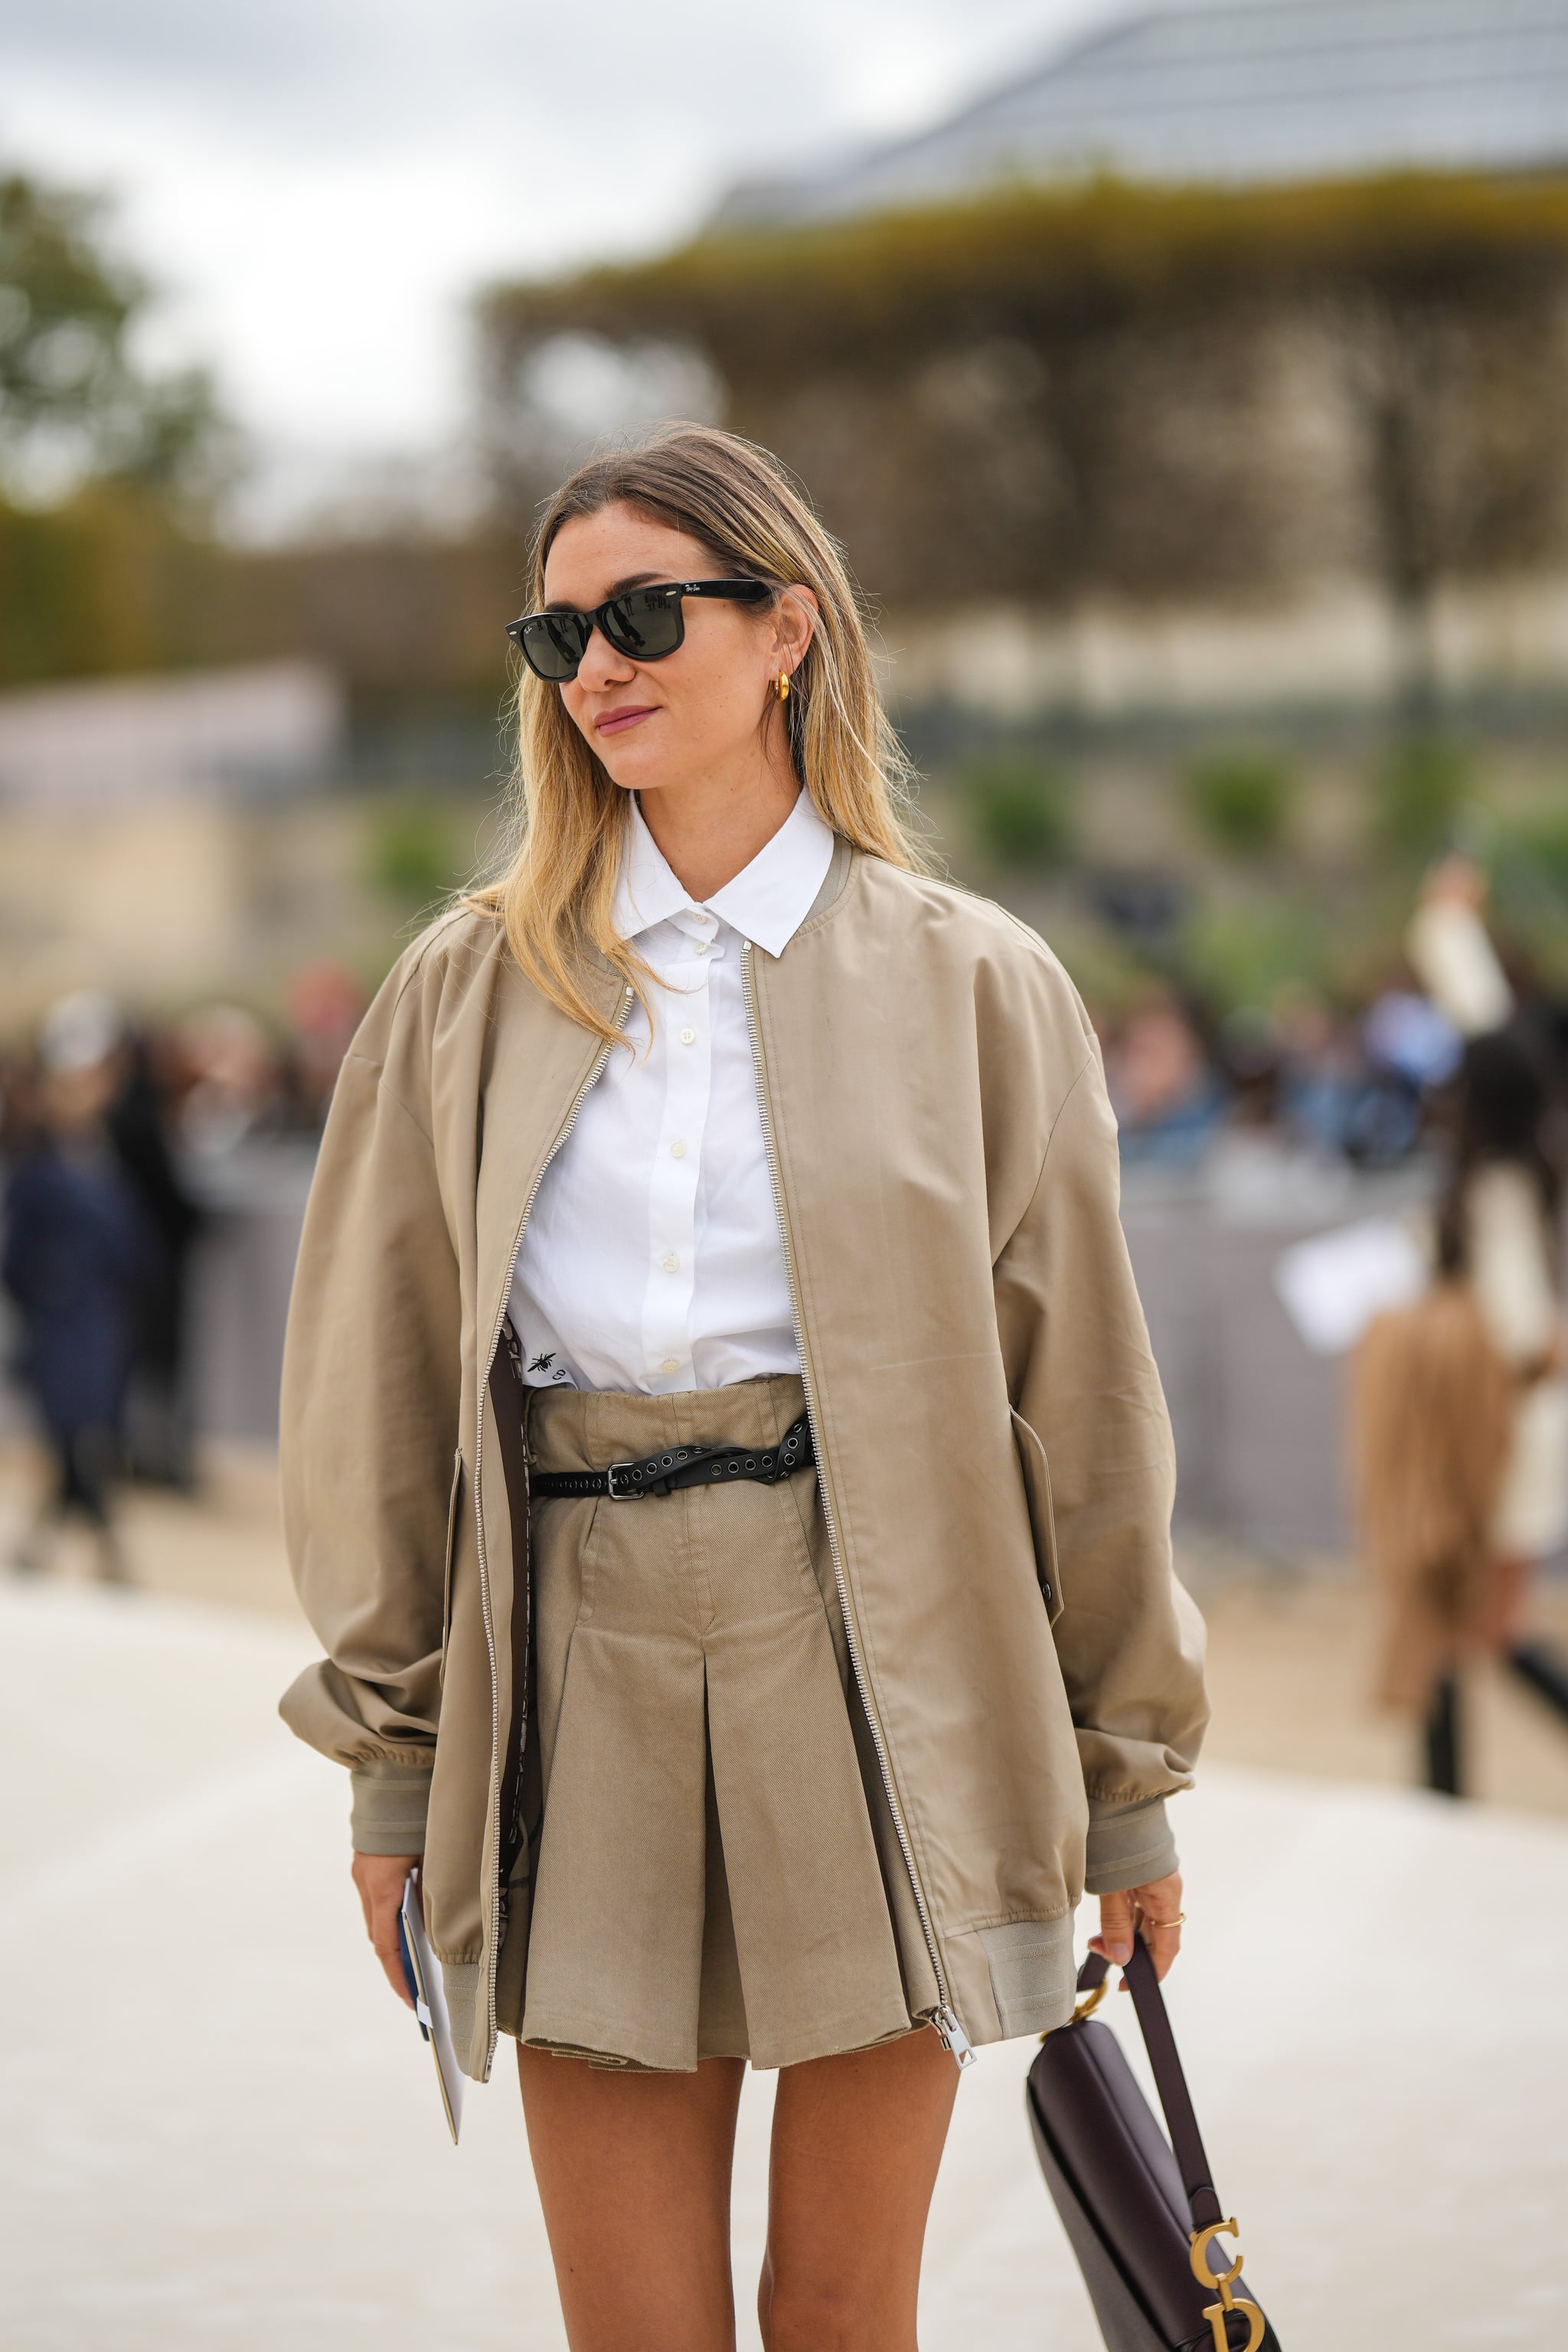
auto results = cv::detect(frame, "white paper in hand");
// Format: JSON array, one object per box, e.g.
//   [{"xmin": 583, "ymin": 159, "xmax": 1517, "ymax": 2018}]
[
  {"xmin": 398, "ymin": 1867, "xmax": 464, "ymax": 2145},
  {"xmin": 1274, "ymin": 1215, "xmax": 1429, "ymax": 1356}
]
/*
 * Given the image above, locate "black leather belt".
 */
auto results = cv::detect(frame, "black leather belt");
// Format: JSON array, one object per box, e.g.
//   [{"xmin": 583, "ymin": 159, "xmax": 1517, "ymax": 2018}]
[{"xmin": 530, "ymin": 1411, "xmax": 813, "ymax": 1500}]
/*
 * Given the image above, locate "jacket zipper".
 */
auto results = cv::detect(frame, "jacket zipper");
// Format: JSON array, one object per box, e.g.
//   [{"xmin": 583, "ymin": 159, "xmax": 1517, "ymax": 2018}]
[
  {"xmin": 470, "ymin": 984, "xmax": 635, "ymax": 2079},
  {"xmin": 741, "ymin": 942, "xmax": 975, "ymax": 2070}
]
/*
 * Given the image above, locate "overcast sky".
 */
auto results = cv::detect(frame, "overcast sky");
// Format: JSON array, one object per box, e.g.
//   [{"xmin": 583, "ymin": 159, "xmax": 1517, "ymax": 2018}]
[{"xmin": 0, "ymin": 0, "xmax": 1122, "ymax": 519}]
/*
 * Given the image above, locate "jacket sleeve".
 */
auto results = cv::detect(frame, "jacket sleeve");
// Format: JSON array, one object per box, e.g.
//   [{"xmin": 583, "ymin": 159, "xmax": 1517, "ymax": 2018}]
[
  {"xmin": 276, "ymin": 962, "xmax": 462, "ymax": 1856},
  {"xmin": 992, "ymin": 1040, "xmax": 1209, "ymax": 1895}
]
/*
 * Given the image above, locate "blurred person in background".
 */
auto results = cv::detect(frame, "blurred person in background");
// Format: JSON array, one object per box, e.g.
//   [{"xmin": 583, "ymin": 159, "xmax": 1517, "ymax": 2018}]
[
  {"xmin": 3, "ymin": 993, "xmax": 155, "ymax": 1583},
  {"xmin": 108, "ymin": 1029, "xmax": 204, "ymax": 1490},
  {"xmin": 1342, "ymin": 975, "xmax": 1462, "ymax": 1169},
  {"xmin": 1272, "ymin": 985, "xmax": 1363, "ymax": 1157},
  {"xmin": 1105, "ymin": 991, "xmax": 1225, "ymax": 1167},
  {"xmin": 276, "ymin": 425, "xmax": 1206, "ymax": 2352},
  {"xmin": 170, "ymin": 1004, "xmax": 284, "ymax": 1156},
  {"xmin": 279, "ymin": 960, "xmax": 368, "ymax": 1129},
  {"xmin": 1354, "ymin": 861, "xmax": 1568, "ymax": 1794},
  {"xmin": 1214, "ymin": 1008, "xmax": 1282, "ymax": 1134}
]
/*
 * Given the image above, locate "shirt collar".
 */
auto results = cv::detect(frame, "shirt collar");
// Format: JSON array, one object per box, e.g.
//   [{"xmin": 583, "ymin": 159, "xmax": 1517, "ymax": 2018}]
[
  {"xmin": 612, "ymin": 798, "xmax": 694, "ymax": 942},
  {"xmin": 613, "ymin": 789, "xmax": 836, "ymax": 959}
]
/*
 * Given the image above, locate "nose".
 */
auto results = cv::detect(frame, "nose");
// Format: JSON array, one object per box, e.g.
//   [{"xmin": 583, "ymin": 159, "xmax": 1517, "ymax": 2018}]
[{"xmin": 574, "ymin": 619, "xmax": 636, "ymax": 691}]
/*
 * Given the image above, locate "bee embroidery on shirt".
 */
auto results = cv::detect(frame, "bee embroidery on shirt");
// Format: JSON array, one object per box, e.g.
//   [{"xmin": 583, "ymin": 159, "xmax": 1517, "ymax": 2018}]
[{"xmin": 528, "ymin": 1351, "xmax": 556, "ymax": 1374}]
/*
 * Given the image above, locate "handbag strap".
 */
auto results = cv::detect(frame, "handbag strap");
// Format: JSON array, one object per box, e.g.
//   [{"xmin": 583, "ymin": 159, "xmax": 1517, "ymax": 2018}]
[
  {"xmin": 1074, "ymin": 1943, "xmax": 1224, "ymax": 2232},
  {"xmin": 488, "ymin": 1325, "xmax": 534, "ymax": 1897}
]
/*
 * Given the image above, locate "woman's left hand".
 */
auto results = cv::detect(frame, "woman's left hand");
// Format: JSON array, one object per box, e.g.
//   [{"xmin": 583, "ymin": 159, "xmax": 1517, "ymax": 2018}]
[{"xmin": 1089, "ymin": 1870, "xmax": 1185, "ymax": 1982}]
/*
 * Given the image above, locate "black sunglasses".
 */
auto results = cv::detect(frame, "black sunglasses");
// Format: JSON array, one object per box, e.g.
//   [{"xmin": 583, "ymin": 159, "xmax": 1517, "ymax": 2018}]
[{"xmin": 505, "ymin": 578, "xmax": 773, "ymax": 682}]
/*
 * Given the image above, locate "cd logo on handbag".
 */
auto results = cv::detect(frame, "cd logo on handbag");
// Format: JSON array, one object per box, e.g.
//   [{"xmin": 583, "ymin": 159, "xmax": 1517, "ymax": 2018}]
[{"xmin": 1190, "ymin": 2221, "xmax": 1266, "ymax": 2352}]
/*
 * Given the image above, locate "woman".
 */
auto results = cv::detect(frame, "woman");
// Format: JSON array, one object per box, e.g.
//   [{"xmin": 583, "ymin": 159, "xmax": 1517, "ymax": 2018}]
[
  {"xmin": 279, "ymin": 425, "xmax": 1207, "ymax": 2352},
  {"xmin": 1397, "ymin": 864, "xmax": 1568, "ymax": 1785}
]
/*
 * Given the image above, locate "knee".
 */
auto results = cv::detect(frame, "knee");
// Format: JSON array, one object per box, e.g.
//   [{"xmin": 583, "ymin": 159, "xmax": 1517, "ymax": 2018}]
[{"xmin": 759, "ymin": 2275, "xmax": 876, "ymax": 2352}]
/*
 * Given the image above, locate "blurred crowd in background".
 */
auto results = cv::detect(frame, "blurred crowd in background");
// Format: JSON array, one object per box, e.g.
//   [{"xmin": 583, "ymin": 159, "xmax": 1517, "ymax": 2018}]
[
  {"xmin": 0, "ymin": 964, "xmax": 363, "ymax": 1567},
  {"xmin": 1098, "ymin": 909, "xmax": 1568, "ymax": 1174},
  {"xmin": 0, "ymin": 961, "xmax": 368, "ymax": 1177}
]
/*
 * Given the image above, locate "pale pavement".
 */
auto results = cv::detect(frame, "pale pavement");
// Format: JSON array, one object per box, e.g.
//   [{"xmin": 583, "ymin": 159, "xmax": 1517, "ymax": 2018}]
[{"xmin": 3, "ymin": 1450, "xmax": 1568, "ymax": 2347}]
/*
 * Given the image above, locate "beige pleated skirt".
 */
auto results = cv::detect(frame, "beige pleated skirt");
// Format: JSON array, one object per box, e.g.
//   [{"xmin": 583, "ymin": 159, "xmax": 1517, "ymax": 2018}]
[{"xmin": 517, "ymin": 1373, "xmax": 931, "ymax": 2073}]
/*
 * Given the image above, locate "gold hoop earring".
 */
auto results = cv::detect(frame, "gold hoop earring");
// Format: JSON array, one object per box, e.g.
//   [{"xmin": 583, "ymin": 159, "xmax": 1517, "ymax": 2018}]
[{"xmin": 776, "ymin": 670, "xmax": 790, "ymax": 704}]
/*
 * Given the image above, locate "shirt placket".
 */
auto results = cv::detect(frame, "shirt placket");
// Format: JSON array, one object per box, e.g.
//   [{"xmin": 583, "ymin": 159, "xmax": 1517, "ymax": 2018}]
[{"xmin": 642, "ymin": 909, "xmax": 717, "ymax": 1388}]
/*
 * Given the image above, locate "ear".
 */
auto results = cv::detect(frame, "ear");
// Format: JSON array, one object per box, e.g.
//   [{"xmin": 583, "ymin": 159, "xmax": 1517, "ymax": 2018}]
[{"xmin": 772, "ymin": 586, "xmax": 818, "ymax": 678}]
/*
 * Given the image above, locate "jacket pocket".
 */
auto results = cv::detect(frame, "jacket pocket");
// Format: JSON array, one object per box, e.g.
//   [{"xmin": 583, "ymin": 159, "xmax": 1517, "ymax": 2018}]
[
  {"xmin": 439, "ymin": 1449, "xmax": 464, "ymax": 1684},
  {"xmin": 1010, "ymin": 1409, "xmax": 1064, "ymax": 1623}
]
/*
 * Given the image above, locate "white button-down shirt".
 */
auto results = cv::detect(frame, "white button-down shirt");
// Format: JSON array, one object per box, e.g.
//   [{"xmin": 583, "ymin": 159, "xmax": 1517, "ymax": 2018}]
[{"xmin": 509, "ymin": 788, "xmax": 835, "ymax": 1393}]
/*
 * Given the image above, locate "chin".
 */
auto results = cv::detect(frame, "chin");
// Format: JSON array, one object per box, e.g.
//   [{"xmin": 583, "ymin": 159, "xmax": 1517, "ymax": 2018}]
[{"xmin": 599, "ymin": 747, "xmax": 679, "ymax": 794}]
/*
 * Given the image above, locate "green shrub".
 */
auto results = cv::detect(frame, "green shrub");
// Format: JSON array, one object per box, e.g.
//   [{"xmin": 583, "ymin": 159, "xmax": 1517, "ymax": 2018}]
[
  {"xmin": 1491, "ymin": 805, "xmax": 1568, "ymax": 904},
  {"xmin": 1179, "ymin": 900, "xmax": 1325, "ymax": 1018},
  {"xmin": 1370, "ymin": 735, "xmax": 1475, "ymax": 862},
  {"xmin": 366, "ymin": 797, "xmax": 468, "ymax": 912},
  {"xmin": 963, "ymin": 753, "xmax": 1074, "ymax": 868},
  {"xmin": 1489, "ymin": 807, "xmax": 1568, "ymax": 981},
  {"xmin": 1184, "ymin": 747, "xmax": 1294, "ymax": 858}
]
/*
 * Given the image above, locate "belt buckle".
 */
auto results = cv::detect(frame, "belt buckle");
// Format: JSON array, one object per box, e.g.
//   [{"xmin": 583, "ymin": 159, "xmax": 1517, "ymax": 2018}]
[{"xmin": 606, "ymin": 1459, "xmax": 649, "ymax": 1501}]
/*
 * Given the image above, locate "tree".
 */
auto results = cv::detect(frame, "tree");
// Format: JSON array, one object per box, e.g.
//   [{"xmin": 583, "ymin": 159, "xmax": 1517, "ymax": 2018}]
[
  {"xmin": 0, "ymin": 168, "xmax": 227, "ymax": 511},
  {"xmin": 0, "ymin": 165, "xmax": 240, "ymax": 685}
]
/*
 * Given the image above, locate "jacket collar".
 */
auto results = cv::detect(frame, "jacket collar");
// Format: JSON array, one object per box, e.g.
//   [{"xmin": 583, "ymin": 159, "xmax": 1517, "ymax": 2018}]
[{"xmin": 612, "ymin": 789, "xmax": 836, "ymax": 960}]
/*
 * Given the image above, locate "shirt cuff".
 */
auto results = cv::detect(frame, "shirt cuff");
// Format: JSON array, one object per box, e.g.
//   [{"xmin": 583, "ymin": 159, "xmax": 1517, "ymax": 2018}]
[
  {"xmin": 349, "ymin": 1760, "xmax": 433, "ymax": 1854},
  {"xmin": 1083, "ymin": 1795, "xmax": 1178, "ymax": 1896}
]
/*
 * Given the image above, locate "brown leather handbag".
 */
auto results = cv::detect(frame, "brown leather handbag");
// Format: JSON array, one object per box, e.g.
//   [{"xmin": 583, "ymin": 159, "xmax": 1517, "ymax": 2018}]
[{"xmin": 1027, "ymin": 1942, "xmax": 1280, "ymax": 2352}]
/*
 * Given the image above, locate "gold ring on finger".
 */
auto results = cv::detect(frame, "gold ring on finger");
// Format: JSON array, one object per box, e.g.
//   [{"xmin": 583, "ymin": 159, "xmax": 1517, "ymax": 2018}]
[{"xmin": 1145, "ymin": 1913, "xmax": 1186, "ymax": 1930}]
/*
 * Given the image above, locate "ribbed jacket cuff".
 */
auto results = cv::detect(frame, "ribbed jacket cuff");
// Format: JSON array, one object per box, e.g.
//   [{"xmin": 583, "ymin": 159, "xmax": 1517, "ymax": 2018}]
[
  {"xmin": 1083, "ymin": 1795, "xmax": 1178, "ymax": 1895},
  {"xmin": 443, "ymin": 1963, "xmax": 481, "ymax": 2077},
  {"xmin": 349, "ymin": 1761, "xmax": 433, "ymax": 1854}
]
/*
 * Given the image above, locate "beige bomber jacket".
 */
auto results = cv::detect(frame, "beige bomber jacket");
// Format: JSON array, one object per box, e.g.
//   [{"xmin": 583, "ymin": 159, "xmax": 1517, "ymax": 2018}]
[{"xmin": 279, "ymin": 838, "xmax": 1208, "ymax": 2082}]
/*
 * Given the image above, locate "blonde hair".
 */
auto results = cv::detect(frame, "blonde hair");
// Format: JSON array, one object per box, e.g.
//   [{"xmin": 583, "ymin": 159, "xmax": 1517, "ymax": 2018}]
[{"xmin": 470, "ymin": 423, "xmax": 923, "ymax": 1043}]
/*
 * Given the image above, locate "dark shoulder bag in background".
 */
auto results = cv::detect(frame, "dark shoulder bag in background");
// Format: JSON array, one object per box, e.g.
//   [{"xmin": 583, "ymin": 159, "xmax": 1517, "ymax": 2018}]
[{"xmin": 1027, "ymin": 1940, "xmax": 1281, "ymax": 2352}]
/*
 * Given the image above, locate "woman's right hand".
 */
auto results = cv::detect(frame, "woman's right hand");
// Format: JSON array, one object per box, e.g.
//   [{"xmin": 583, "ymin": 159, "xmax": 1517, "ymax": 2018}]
[{"xmin": 351, "ymin": 1851, "xmax": 422, "ymax": 2007}]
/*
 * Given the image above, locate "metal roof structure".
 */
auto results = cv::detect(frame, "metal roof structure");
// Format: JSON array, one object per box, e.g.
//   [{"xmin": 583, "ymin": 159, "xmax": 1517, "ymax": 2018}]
[{"xmin": 717, "ymin": 0, "xmax": 1568, "ymax": 228}]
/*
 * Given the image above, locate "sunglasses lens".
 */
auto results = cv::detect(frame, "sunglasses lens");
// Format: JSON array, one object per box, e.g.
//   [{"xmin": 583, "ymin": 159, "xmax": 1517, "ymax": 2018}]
[
  {"xmin": 518, "ymin": 613, "xmax": 590, "ymax": 681},
  {"xmin": 602, "ymin": 587, "xmax": 683, "ymax": 662}
]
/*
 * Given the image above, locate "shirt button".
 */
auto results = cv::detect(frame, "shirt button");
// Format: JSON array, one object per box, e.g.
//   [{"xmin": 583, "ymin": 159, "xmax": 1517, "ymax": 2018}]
[
  {"xmin": 680, "ymin": 1027, "xmax": 696, "ymax": 1045},
  {"xmin": 663, "ymin": 1253, "xmax": 679, "ymax": 1272},
  {"xmin": 660, "ymin": 1357, "xmax": 681, "ymax": 1375},
  {"xmin": 694, "ymin": 940, "xmax": 710, "ymax": 954},
  {"xmin": 670, "ymin": 1140, "xmax": 687, "ymax": 1159}
]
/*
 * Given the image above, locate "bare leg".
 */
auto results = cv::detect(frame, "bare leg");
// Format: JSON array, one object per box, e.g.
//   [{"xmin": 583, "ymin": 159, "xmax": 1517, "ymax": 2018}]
[
  {"xmin": 760, "ymin": 2025, "xmax": 959, "ymax": 2352},
  {"xmin": 11, "ymin": 1441, "xmax": 69, "ymax": 1575},
  {"xmin": 518, "ymin": 2046, "xmax": 744, "ymax": 2352},
  {"xmin": 10, "ymin": 1501, "xmax": 52, "ymax": 1576},
  {"xmin": 1480, "ymin": 1553, "xmax": 1530, "ymax": 1650}
]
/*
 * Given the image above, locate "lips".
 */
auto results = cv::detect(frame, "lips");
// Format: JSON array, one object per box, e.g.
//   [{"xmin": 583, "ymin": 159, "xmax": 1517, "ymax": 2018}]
[{"xmin": 595, "ymin": 705, "xmax": 657, "ymax": 736}]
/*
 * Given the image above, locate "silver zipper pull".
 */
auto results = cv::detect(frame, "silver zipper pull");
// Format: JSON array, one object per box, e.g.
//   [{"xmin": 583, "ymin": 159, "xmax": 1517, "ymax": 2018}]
[{"xmin": 932, "ymin": 2005, "xmax": 976, "ymax": 2069}]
